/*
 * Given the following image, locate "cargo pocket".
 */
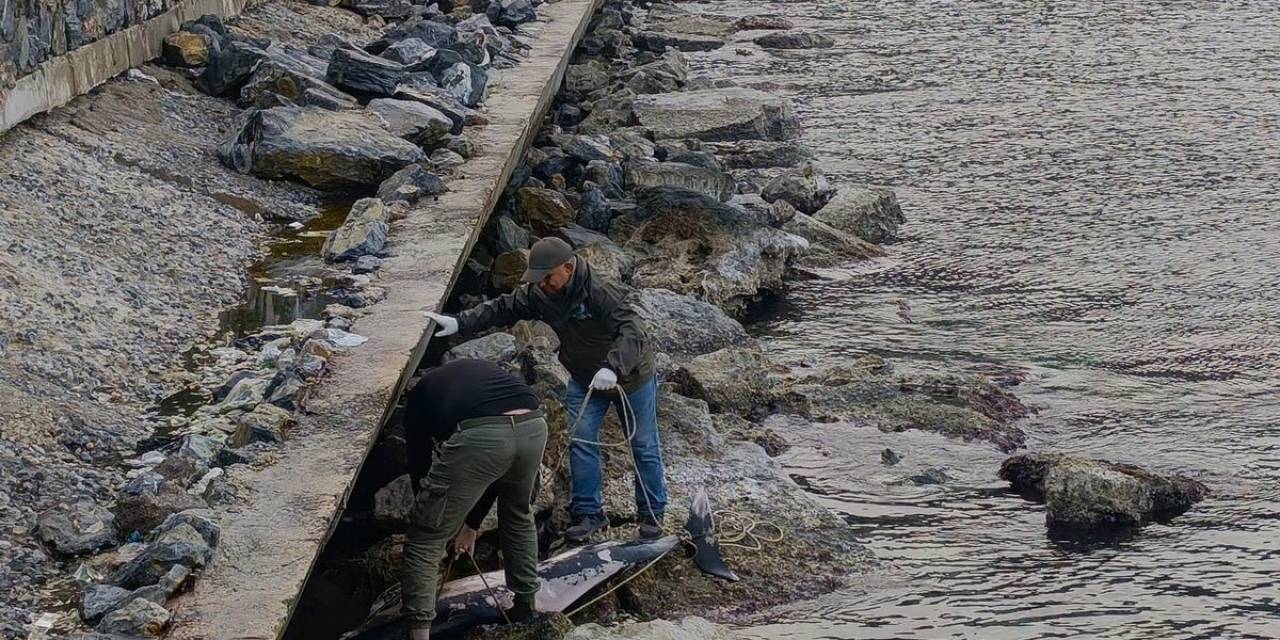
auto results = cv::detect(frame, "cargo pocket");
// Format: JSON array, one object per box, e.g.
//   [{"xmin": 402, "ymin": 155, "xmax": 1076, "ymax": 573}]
[{"xmin": 411, "ymin": 480, "xmax": 450, "ymax": 531}]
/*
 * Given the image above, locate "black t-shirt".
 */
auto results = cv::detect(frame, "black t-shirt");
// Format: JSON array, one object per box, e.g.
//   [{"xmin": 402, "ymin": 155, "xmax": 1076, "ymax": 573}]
[{"xmin": 403, "ymin": 358, "xmax": 540, "ymax": 529}]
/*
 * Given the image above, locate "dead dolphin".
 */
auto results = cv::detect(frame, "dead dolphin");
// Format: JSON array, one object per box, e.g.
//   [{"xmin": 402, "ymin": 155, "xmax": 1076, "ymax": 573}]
[
  {"xmin": 341, "ymin": 535, "xmax": 681, "ymax": 639},
  {"xmin": 685, "ymin": 487, "xmax": 739, "ymax": 582}
]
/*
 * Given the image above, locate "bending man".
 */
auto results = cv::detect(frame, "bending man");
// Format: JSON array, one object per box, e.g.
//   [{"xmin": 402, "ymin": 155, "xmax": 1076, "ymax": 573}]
[
  {"xmin": 401, "ymin": 358, "xmax": 547, "ymax": 640},
  {"xmin": 426, "ymin": 237, "xmax": 668, "ymax": 541}
]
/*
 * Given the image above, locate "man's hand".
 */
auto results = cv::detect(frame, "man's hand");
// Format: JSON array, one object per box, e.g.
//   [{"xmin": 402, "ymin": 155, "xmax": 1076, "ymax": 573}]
[
  {"xmin": 453, "ymin": 525, "xmax": 478, "ymax": 556},
  {"xmin": 424, "ymin": 312, "xmax": 459, "ymax": 337},
  {"xmin": 590, "ymin": 368, "xmax": 618, "ymax": 391}
]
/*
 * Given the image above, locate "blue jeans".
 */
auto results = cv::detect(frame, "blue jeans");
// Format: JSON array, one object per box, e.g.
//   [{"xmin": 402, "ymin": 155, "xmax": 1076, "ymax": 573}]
[{"xmin": 564, "ymin": 376, "xmax": 668, "ymax": 518}]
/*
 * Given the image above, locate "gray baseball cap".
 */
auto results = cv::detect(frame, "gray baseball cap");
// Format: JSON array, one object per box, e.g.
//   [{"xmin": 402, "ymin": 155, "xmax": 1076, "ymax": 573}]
[{"xmin": 521, "ymin": 237, "xmax": 576, "ymax": 283}]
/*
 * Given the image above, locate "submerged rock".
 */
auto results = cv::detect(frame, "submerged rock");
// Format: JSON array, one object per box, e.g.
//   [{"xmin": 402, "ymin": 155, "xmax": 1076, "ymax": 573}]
[
  {"xmin": 36, "ymin": 499, "xmax": 118, "ymax": 555},
  {"xmin": 633, "ymin": 30, "xmax": 725, "ymax": 53},
  {"xmin": 812, "ymin": 186, "xmax": 906, "ymax": 244},
  {"xmin": 630, "ymin": 288, "xmax": 750, "ymax": 356},
  {"xmin": 632, "ymin": 89, "xmax": 800, "ymax": 142},
  {"xmin": 754, "ymin": 31, "xmax": 836, "ymax": 50},
  {"xmin": 566, "ymin": 617, "xmax": 742, "ymax": 640},
  {"xmin": 705, "ymin": 140, "xmax": 815, "ymax": 169},
  {"xmin": 323, "ymin": 198, "xmax": 391, "ymax": 262},
  {"xmin": 760, "ymin": 163, "xmax": 837, "ymax": 214},
  {"xmin": 1000, "ymin": 454, "xmax": 1209, "ymax": 532},
  {"xmin": 220, "ymin": 107, "xmax": 424, "ymax": 190}
]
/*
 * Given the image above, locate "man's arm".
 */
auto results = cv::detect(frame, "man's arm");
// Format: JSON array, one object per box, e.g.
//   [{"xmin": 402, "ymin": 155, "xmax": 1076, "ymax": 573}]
[
  {"xmin": 594, "ymin": 281, "xmax": 649, "ymax": 377},
  {"xmin": 455, "ymin": 286, "xmax": 537, "ymax": 335}
]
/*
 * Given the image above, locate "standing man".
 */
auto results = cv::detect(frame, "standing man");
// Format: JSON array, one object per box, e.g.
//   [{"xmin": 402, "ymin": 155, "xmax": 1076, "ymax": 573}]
[
  {"xmin": 426, "ymin": 237, "xmax": 668, "ymax": 541},
  {"xmin": 401, "ymin": 358, "xmax": 547, "ymax": 640}
]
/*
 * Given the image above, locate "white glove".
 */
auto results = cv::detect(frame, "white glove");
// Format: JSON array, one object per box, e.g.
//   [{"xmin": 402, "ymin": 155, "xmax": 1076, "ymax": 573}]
[
  {"xmin": 424, "ymin": 312, "xmax": 458, "ymax": 337},
  {"xmin": 590, "ymin": 368, "xmax": 618, "ymax": 391}
]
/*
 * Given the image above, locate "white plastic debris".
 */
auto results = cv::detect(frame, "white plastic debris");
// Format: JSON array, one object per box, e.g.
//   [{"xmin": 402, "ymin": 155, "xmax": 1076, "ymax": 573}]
[
  {"xmin": 288, "ymin": 221, "xmax": 305, "ymax": 229},
  {"xmin": 126, "ymin": 68, "xmax": 160, "ymax": 85}
]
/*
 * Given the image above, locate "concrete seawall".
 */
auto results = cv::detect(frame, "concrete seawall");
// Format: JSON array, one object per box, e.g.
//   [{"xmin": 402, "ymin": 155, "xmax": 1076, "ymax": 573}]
[
  {"xmin": 164, "ymin": 0, "xmax": 604, "ymax": 637},
  {"xmin": 0, "ymin": 0, "xmax": 249, "ymax": 135}
]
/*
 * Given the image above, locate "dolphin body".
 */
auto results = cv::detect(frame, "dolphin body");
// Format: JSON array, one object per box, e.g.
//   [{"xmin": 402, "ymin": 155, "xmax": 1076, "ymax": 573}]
[{"xmin": 342, "ymin": 535, "xmax": 681, "ymax": 639}]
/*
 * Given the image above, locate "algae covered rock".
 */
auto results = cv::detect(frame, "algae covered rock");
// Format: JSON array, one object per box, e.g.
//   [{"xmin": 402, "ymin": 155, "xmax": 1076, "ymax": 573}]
[
  {"xmin": 515, "ymin": 187, "xmax": 576, "ymax": 232},
  {"xmin": 672, "ymin": 347, "xmax": 778, "ymax": 418},
  {"xmin": 219, "ymin": 107, "xmax": 425, "ymax": 190},
  {"xmin": 624, "ymin": 160, "xmax": 736, "ymax": 202},
  {"xmin": 632, "ymin": 89, "xmax": 800, "ymax": 142},
  {"xmin": 782, "ymin": 212, "xmax": 884, "ymax": 267},
  {"xmin": 1000, "ymin": 453, "xmax": 1209, "ymax": 532},
  {"xmin": 630, "ymin": 288, "xmax": 749, "ymax": 356},
  {"xmin": 760, "ymin": 163, "xmax": 836, "ymax": 215}
]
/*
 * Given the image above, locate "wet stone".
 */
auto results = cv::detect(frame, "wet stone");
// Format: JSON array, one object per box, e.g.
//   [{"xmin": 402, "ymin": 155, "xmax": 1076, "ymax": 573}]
[
  {"xmin": 96, "ymin": 597, "xmax": 170, "ymax": 637},
  {"xmin": 760, "ymin": 163, "xmax": 837, "ymax": 215},
  {"xmin": 633, "ymin": 30, "xmax": 726, "ymax": 53},
  {"xmin": 110, "ymin": 523, "xmax": 213, "ymax": 589},
  {"xmin": 354, "ymin": 256, "xmax": 384, "ymax": 274},
  {"xmin": 492, "ymin": 250, "xmax": 531, "ymax": 290},
  {"xmin": 372, "ymin": 474, "xmax": 415, "ymax": 532},
  {"xmin": 515, "ymin": 187, "xmax": 575, "ymax": 232}
]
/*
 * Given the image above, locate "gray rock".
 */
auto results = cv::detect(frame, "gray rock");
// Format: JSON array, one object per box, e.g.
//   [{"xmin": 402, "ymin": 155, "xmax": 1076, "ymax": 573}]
[
  {"xmin": 373, "ymin": 17, "xmax": 458, "ymax": 51},
  {"xmin": 754, "ymin": 31, "xmax": 836, "ymax": 50},
  {"xmin": 176, "ymin": 435, "xmax": 221, "ymax": 469},
  {"xmin": 552, "ymin": 134, "xmax": 620, "ymax": 165},
  {"xmin": 1000, "ymin": 454, "xmax": 1209, "ymax": 532},
  {"xmin": 230, "ymin": 399, "xmax": 293, "ymax": 445},
  {"xmin": 578, "ymin": 93, "xmax": 636, "ymax": 135},
  {"xmin": 372, "ymin": 474, "xmax": 415, "ymax": 532},
  {"xmin": 110, "ymin": 523, "xmax": 213, "ymax": 589},
  {"xmin": 217, "ymin": 373, "xmax": 273, "ymax": 410},
  {"xmin": 494, "ymin": 215, "xmax": 530, "ymax": 253},
  {"xmin": 624, "ymin": 52, "xmax": 690, "ymax": 95},
  {"xmin": 625, "ymin": 160, "xmax": 736, "ymax": 202},
  {"xmin": 382, "ymin": 38, "xmax": 437, "ymax": 66},
  {"xmin": 631, "ymin": 288, "xmax": 750, "ymax": 356},
  {"xmin": 350, "ymin": 0, "xmax": 414, "ymax": 19},
  {"xmin": 440, "ymin": 62, "xmax": 488, "ymax": 107},
  {"xmin": 323, "ymin": 198, "xmax": 391, "ymax": 262},
  {"xmin": 633, "ymin": 89, "xmax": 800, "ymax": 142},
  {"xmin": 354, "ymin": 255, "xmax": 384, "ymax": 274},
  {"xmin": 307, "ymin": 33, "xmax": 355, "ymax": 61},
  {"xmin": 377, "ymin": 164, "xmax": 447, "ymax": 205},
  {"xmin": 672, "ymin": 347, "xmax": 778, "ymax": 417},
  {"xmin": 36, "ymin": 499, "xmax": 118, "ymax": 555},
  {"xmin": 492, "ymin": 249, "xmax": 530, "ymax": 290},
  {"xmin": 633, "ymin": 30, "xmax": 725, "ymax": 53},
  {"xmin": 446, "ymin": 135, "xmax": 477, "ymax": 159},
  {"xmin": 113, "ymin": 482, "xmax": 206, "ymax": 537},
  {"xmin": 575, "ymin": 184, "xmax": 611, "ymax": 232},
  {"xmin": 584, "ymin": 160, "xmax": 625, "ymax": 198},
  {"xmin": 729, "ymin": 194, "xmax": 796, "ymax": 227},
  {"xmin": 908, "ymin": 468, "xmax": 952, "ymax": 485},
  {"xmin": 96, "ymin": 597, "xmax": 170, "ymax": 636},
  {"xmin": 220, "ymin": 107, "xmax": 424, "ymax": 190},
  {"xmin": 196, "ymin": 41, "xmax": 267, "ymax": 97},
  {"xmin": 609, "ymin": 131, "xmax": 657, "ymax": 163},
  {"xmin": 153, "ymin": 510, "xmax": 220, "ymax": 548},
  {"xmin": 705, "ymin": 140, "xmax": 815, "ymax": 169},
  {"xmin": 212, "ymin": 370, "xmax": 256, "ymax": 403},
  {"xmin": 80, "ymin": 584, "xmax": 133, "ymax": 625},
  {"xmin": 564, "ymin": 61, "xmax": 610, "ymax": 95},
  {"xmin": 760, "ymin": 163, "xmax": 837, "ymax": 214},
  {"xmin": 812, "ymin": 186, "xmax": 906, "ymax": 244},
  {"xmin": 327, "ymin": 47, "xmax": 407, "ymax": 97},
  {"xmin": 267, "ymin": 372, "xmax": 306, "ymax": 411},
  {"xmin": 368, "ymin": 99, "xmax": 454, "ymax": 147},
  {"xmin": 444, "ymin": 332, "xmax": 518, "ymax": 364},
  {"xmin": 486, "ymin": 0, "xmax": 537, "ymax": 28}
]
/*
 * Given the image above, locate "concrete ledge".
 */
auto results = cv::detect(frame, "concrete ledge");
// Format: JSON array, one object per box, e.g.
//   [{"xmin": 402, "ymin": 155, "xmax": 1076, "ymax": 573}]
[
  {"xmin": 165, "ymin": 0, "xmax": 603, "ymax": 638},
  {"xmin": 0, "ymin": 0, "xmax": 248, "ymax": 136}
]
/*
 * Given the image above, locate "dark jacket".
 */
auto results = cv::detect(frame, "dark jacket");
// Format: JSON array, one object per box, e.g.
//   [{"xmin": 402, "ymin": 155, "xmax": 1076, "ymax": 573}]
[{"xmin": 456, "ymin": 258, "xmax": 654, "ymax": 392}]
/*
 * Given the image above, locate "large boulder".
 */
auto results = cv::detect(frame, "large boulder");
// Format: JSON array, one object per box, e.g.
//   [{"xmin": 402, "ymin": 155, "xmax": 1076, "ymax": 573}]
[
  {"xmin": 110, "ymin": 523, "xmax": 213, "ymax": 589},
  {"xmin": 377, "ymin": 164, "xmax": 447, "ymax": 205},
  {"xmin": 672, "ymin": 347, "xmax": 778, "ymax": 418},
  {"xmin": 754, "ymin": 31, "xmax": 836, "ymax": 49},
  {"xmin": 618, "ymin": 188, "xmax": 809, "ymax": 311},
  {"xmin": 323, "ymin": 198, "xmax": 391, "ymax": 262},
  {"xmin": 999, "ymin": 454, "xmax": 1209, "ymax": 532},
  {"xmin": 240, "ymin": 45, "xmax": 356, "ymax": 110},
  {"xmin": 36, "ymin": 499, "xmax": 118, "ymax": 555},
  {"xmin": 624, "ymin": 161, "xmax": 736, "ymax": 202},
  {"xmin": 760, "ymin": 163, "xmax": 837, "ymax": 214},
  {"xmin": 812, "ymin": 186, "xmax": 906, "ymax": 243},
  {"xmin": 632, "ymin": 89, "xmax": 800, "ymax": 142},
  {"xmin": 327, "ymin": 47, "xmax": 408, "ymax": 97},
  {"xmin": 564, "ymin": 61, "xmax": 610, "ymax": 95},
  {"xmin": 514, "ymin": 187, "xmax": 575, "ymax": 233},
  {"xmin": 368, "ymin": 99, "xmax": 453, "ymax": 147},
  {"xmin": 80, "ymin": 584, "xmax": 133, "ymax": 625},
  {"xmin": 220, "ymin": 107, "xmax": 425, "ymax": 190},
  {"xmin": 630, "ymin": 288, "xmax": 749, "ymax": 356}
]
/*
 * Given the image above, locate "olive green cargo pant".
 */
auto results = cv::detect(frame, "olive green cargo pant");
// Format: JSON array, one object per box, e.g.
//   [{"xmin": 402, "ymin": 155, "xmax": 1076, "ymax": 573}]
[{"xmin": 401, "ymin": 411, "xmax": 548, "ymax": 630}]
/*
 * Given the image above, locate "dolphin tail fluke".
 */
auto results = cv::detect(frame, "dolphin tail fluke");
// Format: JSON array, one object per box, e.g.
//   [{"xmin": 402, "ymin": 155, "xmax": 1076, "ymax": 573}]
[{"xmin": 685, "ymin": 487, "xmax": 740, "ymax": 582}]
